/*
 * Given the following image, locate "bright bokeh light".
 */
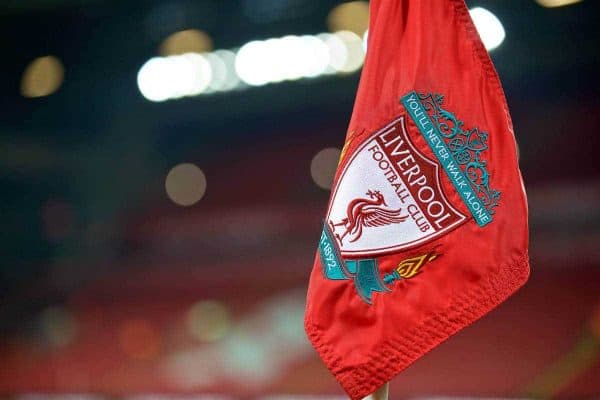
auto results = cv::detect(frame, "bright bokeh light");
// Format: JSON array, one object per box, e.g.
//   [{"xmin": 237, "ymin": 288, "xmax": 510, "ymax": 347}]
[
  {"xmin": 136, "ymin": 7, "xmax": 512, "ymax": 101},
  {"xmin": 167, "ymin": 55, "xmax": 197, "ymax": 99},
  {"xmin": 235, "ymin": 35, "xmax": 336, "ymax": 86},
  {"xmin": 318, "ymin": 33, "xmax": 347, "ymax": 74},
  {"xmin": 21, "ymin": 55, "xmax": 64, "ymax": 98},
  {"xmin": 327, "ymin": 1, "xmax": 370, "ymax": 36},
  {"xmin": 535, "ymin": 0, "xmax": 582, "ymax": 7},
  {"xmin": 311, "ymin": 147, "xmax": 341, "ymax": 190},
  {"xmin": 186, "ymin": 300, "xmax": 231, "ymax": 342},
  {"xmin": 300, "ymin": 35, "xmax": 331, "ymax": 77},
  {"xmin": 137, "ymin": 54, "xmax": 212, "ymax": 101},
  {"xmin": 181, "ymin": 53, "xmax": 212, "ymax": 96},
  {"xmin": 159, "ymin": 29, "xmax": 213, "ymax": 56},
  {"xmin": 469, "ymin": 7, "xmax": 506, "ymax": 51},
  {"xmin": 212, "ymin": 50, "xmax": 240, "ymax": 91},
  {"xmin": 138, "ymin": 29, "xmax": 368, "ymax": 101},
  {"xmin": 204, "ymin": 52, "xmax": 227, "ymax": 93},
  {"xmin": 165, "ymin": 163, "xmax": 207, "ymax": 206},
  {"xmin": 137, "ymin": 57, "xmax": 174, "ymax": 102},
  {"xmin": 333, "ymin": 30, "xmax": 365, "ymax": 73},
  {"xmin": 234, "ymin": 40, "xmax": 272, "ymax": 86}
]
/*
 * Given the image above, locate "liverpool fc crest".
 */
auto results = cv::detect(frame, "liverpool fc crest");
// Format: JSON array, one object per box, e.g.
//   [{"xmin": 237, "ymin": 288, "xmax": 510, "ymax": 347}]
[
  {"xmin": 329, "ymin": 189, "xmax": 408, "ymax": 245},
  {"xmin": 318, "ymin": 91, "xmax": 502, "ymax": 304},
  {"xmin": 326, "ymin": 116, "xmax": 466, "ymax": 256}
]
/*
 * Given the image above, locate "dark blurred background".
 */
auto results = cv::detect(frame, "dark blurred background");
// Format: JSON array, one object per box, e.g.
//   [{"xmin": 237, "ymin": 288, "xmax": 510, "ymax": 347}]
[{"xmin": 1, "ymin": 0, "xmax": 599, "ymax": 398}]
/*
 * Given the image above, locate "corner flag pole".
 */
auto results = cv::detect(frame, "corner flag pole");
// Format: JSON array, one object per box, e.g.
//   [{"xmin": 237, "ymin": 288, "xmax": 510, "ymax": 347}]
[{"xmin": 363, "ymin": 383, "xmax": 389, "ymax": 400}]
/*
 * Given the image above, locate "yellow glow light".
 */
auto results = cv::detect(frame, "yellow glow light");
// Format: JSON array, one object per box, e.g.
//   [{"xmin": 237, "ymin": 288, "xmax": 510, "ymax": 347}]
[
  {"xmin": 21, "ymin": 55, "xmax": 64, "ymax": 98},
  {"xmin": 160, "ymin": 29, "xmax": 213, "ymax": 56},
  {"xmin": 535, "ymin": 0, "xmax": 582, "ymax": 7},
  {"xmin": 327, "ymin": 1, "xmax": 370, "ymax": 36}
]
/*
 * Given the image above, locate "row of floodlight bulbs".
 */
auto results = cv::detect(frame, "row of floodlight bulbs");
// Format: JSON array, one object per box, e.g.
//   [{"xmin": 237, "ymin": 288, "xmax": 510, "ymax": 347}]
[
  {"xmin": 137, "ymin": 7, "xmax": 508, "ymax": 103},
  {"xmin": 18, "ymin": 1, "xmax": 582, "ymax": 100},
  {"xmin": 137, "ymin": 30, "xmax": 367, "ymax": 102}
]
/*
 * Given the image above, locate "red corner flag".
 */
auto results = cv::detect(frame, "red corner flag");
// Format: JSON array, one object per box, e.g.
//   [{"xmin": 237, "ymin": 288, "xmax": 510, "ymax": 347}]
[{"xmin": 304, "ymin": 0, "xmax": 529, "ymax": 398}]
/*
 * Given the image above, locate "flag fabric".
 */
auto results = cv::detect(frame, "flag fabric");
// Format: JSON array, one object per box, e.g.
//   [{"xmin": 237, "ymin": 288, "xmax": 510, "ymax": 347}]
[{"xmin": 304, "ymin": 0, "xmax": 530, "ymax": 398}]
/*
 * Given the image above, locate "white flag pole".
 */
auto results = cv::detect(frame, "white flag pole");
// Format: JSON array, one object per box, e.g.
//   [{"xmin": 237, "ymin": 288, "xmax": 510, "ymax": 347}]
[{"xmin": 362, "ymin": 382, "xmax": 389, "ymax": 400}]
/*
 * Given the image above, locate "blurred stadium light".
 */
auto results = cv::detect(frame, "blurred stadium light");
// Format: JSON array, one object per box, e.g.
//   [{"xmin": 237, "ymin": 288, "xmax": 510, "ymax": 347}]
[
  {"xmin": 20, "ymin": 55, "xmax": 64, "ymax": 98},
  {"xmin": 137, "ymin": 30, "xmax": 365, "ymax": 101},
  {"xmin": 137, "ymin": 6, "xmax": 504, "ymax": 102},
  {"xmin": 469, "ymin": 7, "xmax": 506, "ymax": 51},
  {"xmin": 326, "ymin": 1, "xmax": 370, "ymax": 35},
  {"xmin": 159, "ymin": 29, "xmax": 214, "ymax": 56},
  {"xmin": 535, "ymin": 0, "xmax": 583, "ymax": 7},
  {"xmin": 310, "ymin": 147, "xmax": 341, "ymax": 190},
  {"xmin": 165, "ymin": 163, "xmax": 207, "ymax": 206}
]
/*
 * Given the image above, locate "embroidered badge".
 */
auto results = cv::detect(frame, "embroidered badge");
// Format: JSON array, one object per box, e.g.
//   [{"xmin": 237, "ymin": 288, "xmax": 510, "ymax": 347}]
[
  {"xmin": 318, "ymin": 224, "xmax": 440, "ymax": 304},
  {"xmin": 401, "ymin": 91, "xmax": 501, "ymax": 226},
  {"xmin": 319, "ymin": 91, "xmax": 501, "ymax": 303},
  {"xmin": 326, "ymin": 116, "xmax": 466, "ymax": 257},
  {"xmin": 329, "ymin": 189, "xmax": 409, "ymax": 245},
  {"xmin": 347, "ymin": 251, "xmax": 440, "ymax": 304}
]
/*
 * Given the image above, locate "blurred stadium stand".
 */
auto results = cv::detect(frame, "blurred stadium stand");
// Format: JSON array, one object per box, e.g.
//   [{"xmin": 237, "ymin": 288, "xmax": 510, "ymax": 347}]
[{"xmin": 0, "ymin": 0, "xmax": 599, "ymax": 398}]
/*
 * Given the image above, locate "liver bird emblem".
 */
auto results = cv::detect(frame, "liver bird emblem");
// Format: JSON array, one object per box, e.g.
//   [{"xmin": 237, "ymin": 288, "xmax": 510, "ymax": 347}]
[{"xmin": 329, "ymin": 189, "xmax": 408, "ymax": 245}]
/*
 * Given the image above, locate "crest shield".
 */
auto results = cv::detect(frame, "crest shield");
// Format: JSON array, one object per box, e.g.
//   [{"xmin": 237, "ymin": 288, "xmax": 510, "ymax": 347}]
[{"xmin": 327, "ymin": 116, "xmax": 466, "ymax": 256}]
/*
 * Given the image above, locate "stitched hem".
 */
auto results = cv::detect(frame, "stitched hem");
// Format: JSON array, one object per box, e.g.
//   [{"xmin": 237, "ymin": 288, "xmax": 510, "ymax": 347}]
[{"xmin": 305, "ymin": 252, "xmax": 530, "ymax": 399}]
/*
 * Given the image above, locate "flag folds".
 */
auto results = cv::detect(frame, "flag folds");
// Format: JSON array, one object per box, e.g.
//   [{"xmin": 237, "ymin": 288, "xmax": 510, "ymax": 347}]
[{"xmin": 304, "ymin": 1, "xmax": 530, "ymax": 398}]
